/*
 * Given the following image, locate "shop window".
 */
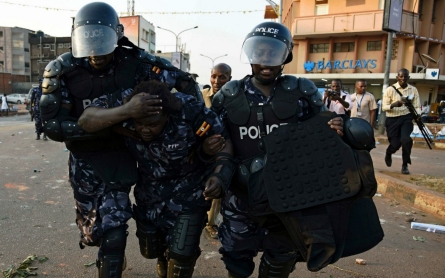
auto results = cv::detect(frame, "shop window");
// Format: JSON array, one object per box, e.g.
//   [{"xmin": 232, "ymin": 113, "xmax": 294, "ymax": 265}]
[{"xmin": 310, "ymin": 43, "xmax": 329, "ymax": 53}]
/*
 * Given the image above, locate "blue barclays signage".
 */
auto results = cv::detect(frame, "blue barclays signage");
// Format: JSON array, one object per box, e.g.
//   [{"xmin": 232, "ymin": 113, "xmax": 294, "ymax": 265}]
[{"xmin": 303, "ymin": 59, "xmax": 377, "ymax": 72}]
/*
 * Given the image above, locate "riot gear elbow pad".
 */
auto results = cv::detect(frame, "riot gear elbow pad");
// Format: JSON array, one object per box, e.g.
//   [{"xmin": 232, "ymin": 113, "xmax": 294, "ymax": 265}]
[
  {"xmin": 40, "ymin": 92, "xmax": 61, "ymax": 122},
  {"xmin": 209, "ymin": 152, "xmax": 236, "ymax": 193}
]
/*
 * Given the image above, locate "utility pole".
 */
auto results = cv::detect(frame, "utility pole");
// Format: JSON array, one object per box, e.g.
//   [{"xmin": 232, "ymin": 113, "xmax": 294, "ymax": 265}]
[{"xmin": 378, "ymin": 31, "xmax": 394, "ymax": 135}]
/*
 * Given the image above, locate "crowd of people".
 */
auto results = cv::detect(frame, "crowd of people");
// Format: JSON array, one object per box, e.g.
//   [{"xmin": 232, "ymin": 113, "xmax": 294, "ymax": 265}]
[{"xmin": 30, "ymin": 1, "xmax": 436, "ymax": 277}]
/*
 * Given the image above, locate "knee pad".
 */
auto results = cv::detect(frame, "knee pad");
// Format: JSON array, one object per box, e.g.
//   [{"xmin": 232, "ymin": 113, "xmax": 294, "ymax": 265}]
[
  {"xmin": 135, "ymin": 220, "xmax": 163, "ymax": 259},
  {"xmin": 101, "ymin": 225, "xmax": 128, "ymax": 256},
  {"xmin": 220, "ymin": 249, "xmax": 255, "ymax": 278},
  {"xmin": 169, "ymin": 208, "xmax": 206, "ymax": 261},
  {"xmin": 258, "ymin": 253, "xmax": 297, "ymax": 278}
]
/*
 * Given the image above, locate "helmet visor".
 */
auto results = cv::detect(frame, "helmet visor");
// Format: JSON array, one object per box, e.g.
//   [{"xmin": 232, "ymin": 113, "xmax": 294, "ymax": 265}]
[
  {"xmin": 72, "ymin": 25, "xmax": 118, "ymax": 58},
  {"xmin": 240, "ymin": 36, "xmax": 289, "ymax": 67}
]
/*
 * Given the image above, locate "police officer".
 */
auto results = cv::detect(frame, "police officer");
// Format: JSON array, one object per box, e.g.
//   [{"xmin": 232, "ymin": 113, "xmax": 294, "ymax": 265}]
[
  {"xmin": 39, "ymin": 3, "xmax": 202, "ymax": 278},
  {"xmin": 211, "ymin": 22, "xmax": 344, "ymax": 278},
  {"xmin": 30, "ymin": 78, "xmax": 47, "ymax": 140},
  {"xmin": 81, "ymin": 79, "xmax": 231, "ymax": 278}
]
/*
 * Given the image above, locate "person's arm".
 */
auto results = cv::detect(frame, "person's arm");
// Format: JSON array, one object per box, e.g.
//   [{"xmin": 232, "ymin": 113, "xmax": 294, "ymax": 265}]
[
  {"xmin": 203, "ymin": 140, "xmax": 234, "ymax": 200},
  {"xmin": 382, "ymin": 87, "xmax": 402, "ymax": 111},
  {"xmin": 339, "ymin": 92, "xmax": 351, "ymax": 109},
  {"xmin": 78, "ymin": 94, "xmax": 162, "ymax": 133},
  {"xmin": 370, "ymin": 109, "xmax": 376, "ymax": 127}
]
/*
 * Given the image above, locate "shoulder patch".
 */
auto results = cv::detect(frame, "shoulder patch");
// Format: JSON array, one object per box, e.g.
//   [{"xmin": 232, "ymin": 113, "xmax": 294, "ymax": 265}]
[
  {"xmin": 299, "ymin": 77, "xmax": 318, "ymax": 96},
  {"xmin": 280, "ymin": 75, "xmax": 299, "ymax": 92},
  {"xmin": 195, "ymin": 121, "xmax": 211, "ymax": 137}
]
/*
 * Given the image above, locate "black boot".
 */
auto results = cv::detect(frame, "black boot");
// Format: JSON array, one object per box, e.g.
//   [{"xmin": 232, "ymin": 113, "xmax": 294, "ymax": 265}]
[
  {"xmin": 157, "ymin": 256, "xmax": 167, "ymax": 278},
  {"xmin": 43, "ymin": 134, "xmax": 48, "ymax": 141},
  {"xmin": 36, "ymin": 134, "xmax": 40, "ymax": 140},
  {"xmin": 96, "ymin": 255, "xmax": 125, "ymax": 278},
  {"xmin": 167, "ymin": 258, "xmax": 196, "ymax": 278}
]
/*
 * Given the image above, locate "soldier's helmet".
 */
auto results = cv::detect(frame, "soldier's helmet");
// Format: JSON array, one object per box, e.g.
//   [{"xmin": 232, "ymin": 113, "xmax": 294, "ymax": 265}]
[
  {"xmin": 240, "ymin": 22, "xmax": 293, "ymax": 67},
  {"xmin": 71, "ymin": 2, "xmax": 123, "ymax": 58}
]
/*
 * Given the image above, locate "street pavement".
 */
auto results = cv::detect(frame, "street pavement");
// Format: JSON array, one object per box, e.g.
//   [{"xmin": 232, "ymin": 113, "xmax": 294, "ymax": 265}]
[{"xmin": 0, "ymin": 115, "xmax": 445, "ymax": 278}]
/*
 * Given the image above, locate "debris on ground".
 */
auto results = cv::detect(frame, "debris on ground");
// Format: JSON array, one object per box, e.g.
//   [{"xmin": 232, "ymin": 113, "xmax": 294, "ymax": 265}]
[
  {"xmin": 355, "ymin": 258, "xmax": 367, "ymax": 265},
  {"xmin": 411, "ymin": 222, "xmax": 445, "ymax": 234},
  {"xmin": 1, "ymin": 255, "xmax": 48, "ymax": 278},
  {"xmin": 413, "ymin": 236, "xmax": 426, "ymax": 242},
  {"xmin": 405, "ymin": 216, "xmax": 416, "ymax": 222}
]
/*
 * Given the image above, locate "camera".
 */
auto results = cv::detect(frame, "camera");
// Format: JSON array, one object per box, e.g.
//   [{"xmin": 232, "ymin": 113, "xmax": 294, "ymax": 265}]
[{"xmin": 328, "ymin": 90, "xmax": 338, "ymax": 97}]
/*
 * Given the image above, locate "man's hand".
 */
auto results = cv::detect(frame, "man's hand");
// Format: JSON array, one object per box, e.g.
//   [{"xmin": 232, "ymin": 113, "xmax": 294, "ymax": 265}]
[
  {"xmin": 202, "ymin": 135, "xmax": 225, "ymax": 156},
  {"xmin": 391, "ymin": 100, "xmax": 404, "ymax": 108},
  {"xmin": 203, "ymin": 175, "xmax": 223, "ymax": 200},
  {"xmin": 328, "ymin": 116, "xmax": 344, "ymax": 136},
  {"xmin": 126, "ymin": 93, "xmax": 163, "ymax": 119}
]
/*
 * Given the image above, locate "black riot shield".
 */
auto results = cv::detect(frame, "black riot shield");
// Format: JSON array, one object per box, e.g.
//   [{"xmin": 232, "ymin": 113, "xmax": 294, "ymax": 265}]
[{"xmin": 248, "ymin": 111, "xmax": 383, "ymax": 271}]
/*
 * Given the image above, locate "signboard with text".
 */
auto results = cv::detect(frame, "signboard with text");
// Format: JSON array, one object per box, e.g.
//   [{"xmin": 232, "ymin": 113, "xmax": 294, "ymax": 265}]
[{"xmin": 382, "ymin": 0, "xmax": 404, "ymax": 32}]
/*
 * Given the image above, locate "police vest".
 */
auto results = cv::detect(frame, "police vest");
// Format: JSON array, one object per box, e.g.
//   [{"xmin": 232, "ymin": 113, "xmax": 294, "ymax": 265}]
[
  {"xmin": 65, "ymin": 48, "xmax": 143, "ymax": 118},
  {"xmin": 217, "ymin": 75, "xmax": 324, "ymax": 161}
]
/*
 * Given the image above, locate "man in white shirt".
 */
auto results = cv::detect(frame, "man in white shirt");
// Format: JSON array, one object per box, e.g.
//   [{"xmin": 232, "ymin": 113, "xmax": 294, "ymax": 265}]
[
  {"xmin": 323, "ymin": 79, "xmax": 353, "ymax": 115},
  {"xmin": 382, "ymin": 68, "xmax": 420, "ymax": 175},
  {"xmin": 350, "ymin": 79, "xmax": 377, "ymax": 127},
  {"xmin": 420, "ymin": 100, "xmax": 430, "ymax": 123}
]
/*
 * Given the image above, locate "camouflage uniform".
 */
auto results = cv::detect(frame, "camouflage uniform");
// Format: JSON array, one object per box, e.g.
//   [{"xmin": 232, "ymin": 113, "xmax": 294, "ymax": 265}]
[
  {"xmin": 58, "ymin": 46, "xmax": 188, "ymax": 256},
  {"xmin": 92, "ymin": 91, "xmax": 226, "ymax": 277},
  {"xmin": 215, "ymin": 76, "xmax": 312, "ymax": 277},
  {"xmin": 30, "ymin": 86, "xmax": 43, "ymax": 135}
]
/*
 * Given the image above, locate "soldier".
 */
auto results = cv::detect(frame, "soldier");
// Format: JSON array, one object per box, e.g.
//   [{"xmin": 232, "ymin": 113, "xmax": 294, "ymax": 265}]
[
  {"xmin": 81, "ymin": 79, "xmax": 231, "ymax": 277},
  {"xmin": 211, "ymin": 22, "xmax": 346, "ymax": 277},
  {"xmin": 30, "ymin": 78, "xmax": 47, "ymax": 140},
  {"xmin": 39, "ymin": 2, "xmax": 202, "ymax": 278}
]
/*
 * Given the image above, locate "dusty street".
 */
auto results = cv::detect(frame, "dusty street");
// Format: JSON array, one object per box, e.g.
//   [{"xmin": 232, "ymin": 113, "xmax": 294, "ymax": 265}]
[{"xmin": 0, "ymin": 115, "xmax": 444, "ymax": 277}]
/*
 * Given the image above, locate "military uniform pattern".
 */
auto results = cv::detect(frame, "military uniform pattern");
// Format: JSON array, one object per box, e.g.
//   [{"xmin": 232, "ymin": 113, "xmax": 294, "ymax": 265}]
[
  {"xmin": 61, "ymin": 60, "xmax": 183, "ymax": 250},
  {"xmin": 30, "ymin": 87, "xmax": 43, "ymax": 135},
  {"xmin": 94, "ymin": 92, "xmax": 227, "ymax": 249},
  {"xmin": 69, "ymin": 153, "xmax": 132, "ymax": 246},
  {"xmin": 217, "ymin": 76, "xmax": 312, "ymax": 273}
]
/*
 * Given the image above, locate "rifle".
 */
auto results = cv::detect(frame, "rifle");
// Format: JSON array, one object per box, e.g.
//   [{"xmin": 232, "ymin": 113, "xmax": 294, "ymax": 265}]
[{"xmin": 391, "ymin": 86, "xmax": 433, "ymax": 149}]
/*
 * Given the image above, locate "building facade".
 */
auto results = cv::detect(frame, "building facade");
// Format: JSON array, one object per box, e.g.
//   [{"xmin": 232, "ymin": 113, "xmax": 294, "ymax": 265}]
[
  {"xmin": 0, "ymin": 26, "xmax": 33, "ymax": 94},
  {"xmin": 28, "ymin": 31, "xmax": 71, "ymax": 82},
  {"xmin": 281, "ymin": 0, "xmax": 445, "ymax": 105},
  {"xmin": 119, "ymin": 15, "xmax": 156, "ymax": 54}
]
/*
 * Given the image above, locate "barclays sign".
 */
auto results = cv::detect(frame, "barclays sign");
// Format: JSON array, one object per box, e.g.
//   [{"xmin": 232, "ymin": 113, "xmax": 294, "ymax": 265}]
[{"xmin": 304, "ymin": 59, "xmax": 377, "ymax": 72}]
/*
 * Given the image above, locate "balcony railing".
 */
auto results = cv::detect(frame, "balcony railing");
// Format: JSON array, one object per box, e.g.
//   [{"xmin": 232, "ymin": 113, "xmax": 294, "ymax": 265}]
[{"xmin": 291, "ymin": 10, "xmax": 418, "ymax": 39}]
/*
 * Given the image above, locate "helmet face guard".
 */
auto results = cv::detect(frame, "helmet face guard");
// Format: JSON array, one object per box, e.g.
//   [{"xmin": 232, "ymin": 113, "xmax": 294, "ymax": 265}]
[
  {"xmin": 241, "ymin": 36, "xmax": 290, "ymax": 67},
  {"xmin": 240, "ymin": 22, "xmax": 293, "ymax": 67},
  {"xmin": 71, "ymin": 2, "xmax": 120, "ymax": 58},
  {"xmin": 72, "ymin": 24, "xmax": 118, "ymax": 57}
]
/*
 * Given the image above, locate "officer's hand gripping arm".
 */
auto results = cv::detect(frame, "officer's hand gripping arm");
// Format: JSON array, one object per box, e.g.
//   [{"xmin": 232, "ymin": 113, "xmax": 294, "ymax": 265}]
[{"xmin": 203, "ymin": 140, "xmax": 235, "ymax": 200}]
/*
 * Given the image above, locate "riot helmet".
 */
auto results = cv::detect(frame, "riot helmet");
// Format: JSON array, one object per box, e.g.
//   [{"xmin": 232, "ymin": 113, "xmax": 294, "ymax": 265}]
[
  {"xmin": 241, "ymin": 22, "xmax": 293, "ymax": 67},
  {"xmin": 71, "ymin": 2, "xmax": 123, "ymax": 58},
  {"xmin": 343, "ymin": 117, "xmax": 376, "ymax": 151}
]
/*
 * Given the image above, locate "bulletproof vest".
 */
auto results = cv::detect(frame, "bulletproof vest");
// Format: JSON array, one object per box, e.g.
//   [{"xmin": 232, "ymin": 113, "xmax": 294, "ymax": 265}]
[
  {"xmin": 65, "ymin": 49, "xmax": 140, "ymax": 118},
  {"xmin": 229, "ymin": 104, "xmax": 293, "ymax": 159},
  {"xmin": 225, "ymin": 77, "xmax": 314, "ymax": 160},
  {"xmin": 62, "ymin": 48, "xmax": 142, "ymax": 152}
]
